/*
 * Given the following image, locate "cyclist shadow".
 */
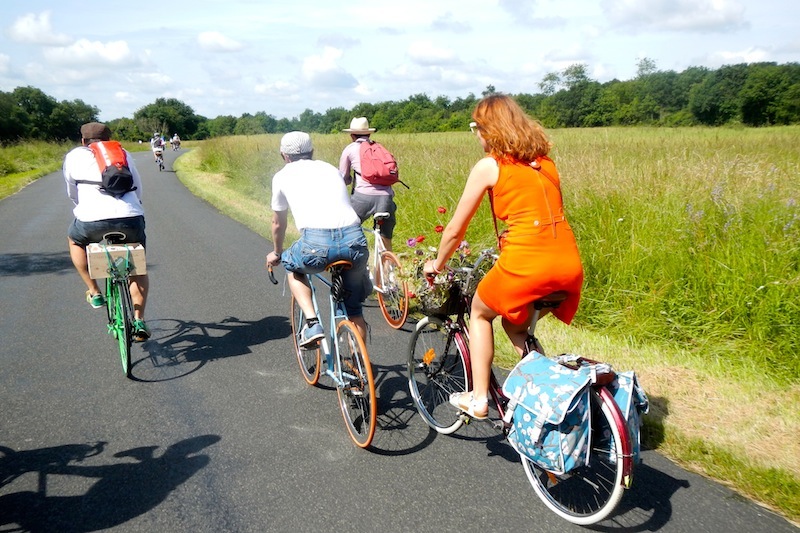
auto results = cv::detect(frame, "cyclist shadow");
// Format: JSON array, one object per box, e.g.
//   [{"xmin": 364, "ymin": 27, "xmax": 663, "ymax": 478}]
[
  {"xmin": 133, "ymin": 315, "xmax": 291, "ymax": 382},
  {"xmin": 0, "ymin": 435, "xmax": 221, "ymax": 533},
  {"xmin": 368, "ymin": 361, "xmax": 438, "ymax": 456}
]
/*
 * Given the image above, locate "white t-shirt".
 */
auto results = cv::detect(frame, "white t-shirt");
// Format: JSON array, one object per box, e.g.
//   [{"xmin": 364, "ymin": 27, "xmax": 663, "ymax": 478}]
[
  {"xmin": 63, "ymin": 146, "xmax": 144, "ymax": 222},
  {"xmin": 271, "ymin": 159, "xmax": 360, "ymax": 230}
]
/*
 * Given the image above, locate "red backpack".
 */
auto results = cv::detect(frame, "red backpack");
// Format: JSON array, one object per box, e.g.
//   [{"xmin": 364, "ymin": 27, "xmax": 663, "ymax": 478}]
[
  {"xmin": 358, "ymin": 140, "xmax": 407, "ymax": 188},
  {"xmin": 76, "ymin": 141, "xmax": 136, "ymax": 198}
]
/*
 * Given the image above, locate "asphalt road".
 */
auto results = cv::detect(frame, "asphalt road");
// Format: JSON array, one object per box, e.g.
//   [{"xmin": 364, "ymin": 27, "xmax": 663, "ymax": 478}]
[{"xmin": 1, "ymin": 148, "xmax": 796, "ymax": 532}]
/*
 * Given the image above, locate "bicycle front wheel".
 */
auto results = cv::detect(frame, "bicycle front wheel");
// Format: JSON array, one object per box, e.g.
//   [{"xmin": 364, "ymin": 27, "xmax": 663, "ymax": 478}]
[
  {"xmin": 376, "ymin": 251, "xmax": 408, "ymax": 329},
  {"xmin": 290, "ymin": 296, "xmax": 321, "ymax": 385},
  {"xmin": 406, "ymin": 316, "xmax": 468, "ymax": 434},
  {"xmin": 335, "ymin": 320, "xmax": 376, "ymax": 448},
  {"xmin": 521, "ymin": 388, "xmax": 628, "ymax": 525}
]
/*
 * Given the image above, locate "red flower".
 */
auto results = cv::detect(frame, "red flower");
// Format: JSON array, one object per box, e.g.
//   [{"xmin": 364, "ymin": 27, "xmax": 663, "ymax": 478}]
[
  {"xmin": 437, "ymin": 206, "xmax": 447, "ymax": 214},
  {"xmin": 434, "ymin": 225, "xmax": 444, "ymax": 233},
  {"xmin": 416, "ymin": 235, "xmax": 426, "ymax": 243}
]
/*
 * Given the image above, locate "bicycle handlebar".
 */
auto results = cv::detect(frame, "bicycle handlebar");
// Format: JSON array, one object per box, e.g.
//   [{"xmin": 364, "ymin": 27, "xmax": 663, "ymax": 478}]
[{"xmin": 267, "ymin": 265, "xmax": 278, "ymax": 285}]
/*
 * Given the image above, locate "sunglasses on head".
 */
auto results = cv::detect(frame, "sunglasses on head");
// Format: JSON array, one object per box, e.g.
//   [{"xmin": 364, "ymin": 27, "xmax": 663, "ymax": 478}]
[{"xmin": 469, "ymin": 121, "xmax": 478, "ymax": 134}]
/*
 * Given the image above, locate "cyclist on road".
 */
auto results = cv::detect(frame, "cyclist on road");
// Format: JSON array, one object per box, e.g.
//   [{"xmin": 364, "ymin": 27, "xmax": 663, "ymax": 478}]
[
  {"xmin": 150, "ymin": 132, "xmax": 165, "ymax": 162},
  {"xmin": 171, "ymin": 133, "xmax": 181, "ymax": 150},
  {"xmin": 266, "ymin": 131, "xmax": 370, "ymax": 345},
  {"xmin": 423, "ymin": 95, "xmax": 584, "ymax": 419},
  {"xmin": 339, "ymin": 116, "xmax": 398, "ymax": 252},
  {"xmin": 63, "ymin": 122, "xmax": 151, "ymax": 341}
]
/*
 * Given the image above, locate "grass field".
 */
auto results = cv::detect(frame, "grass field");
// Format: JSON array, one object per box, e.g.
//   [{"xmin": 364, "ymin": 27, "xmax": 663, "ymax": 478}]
[{"xmin": 4, "ymin": 128, "xmax": 799, "ymax": 521}]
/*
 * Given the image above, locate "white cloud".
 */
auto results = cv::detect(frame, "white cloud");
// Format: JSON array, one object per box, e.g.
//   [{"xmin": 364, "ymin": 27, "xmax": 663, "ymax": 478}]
[
  {"xmin": 302, "ymin": 47, "xmax": 358, "ymax": 89},
  {"xmin": 408, "ymin": 41, "xmax": 458, "ymax": 66},
  {"xmin": 42, "ymin": 39, "xmax": 140, "ymax": 67},
  {"xmin": 709, "ymin": 47, "xmax": 770, "ymax": 65},
  {"xmin": 7, "ymin": 11, "xmax": 71, "ymax": 46},
  {"xmin": 601, "ymin": 0, "xmax": 747, "ymax": 32},
  {"xmin": 197, "ymin": 31, "xmax": 244, "ymax": 52}
]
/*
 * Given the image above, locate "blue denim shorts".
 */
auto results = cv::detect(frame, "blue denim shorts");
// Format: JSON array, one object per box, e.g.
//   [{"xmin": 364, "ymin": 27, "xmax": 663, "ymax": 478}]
[
  {"xmin": 68, "ymin": 216, "xmax": 147, "ymax": 247},
  {"xmin": 281, "ymin": 224, "xmax": 370, "ymax": 317}
]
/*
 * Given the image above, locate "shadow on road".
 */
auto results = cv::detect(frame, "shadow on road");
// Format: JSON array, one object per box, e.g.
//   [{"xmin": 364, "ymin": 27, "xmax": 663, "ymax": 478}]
[
  {"xmin": 132, "ymin": 315, "xmax": 291, "ymax": 382},
  {"xmin": 0, "ymin": 251, "xmax": 73, "ymax": 277},
  {"xmin": 0, "ymin": 435, "xmax": 221, "ymax": 532}
]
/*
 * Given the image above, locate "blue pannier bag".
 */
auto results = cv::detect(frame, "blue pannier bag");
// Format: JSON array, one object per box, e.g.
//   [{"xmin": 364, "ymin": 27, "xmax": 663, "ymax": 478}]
[
  {"xmin": 502, "ymin": 351, "xmax": 594, "ymax": 475},
  {"xmin": 607, "ymin": 370, "xmax": 649, "ymax": 464}
]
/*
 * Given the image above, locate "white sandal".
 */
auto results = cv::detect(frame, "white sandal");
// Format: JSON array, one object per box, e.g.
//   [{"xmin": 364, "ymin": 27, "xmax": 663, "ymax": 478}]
[{"xmin": 449, "ymin": 391, "xmax": 489, "ymax": 420}]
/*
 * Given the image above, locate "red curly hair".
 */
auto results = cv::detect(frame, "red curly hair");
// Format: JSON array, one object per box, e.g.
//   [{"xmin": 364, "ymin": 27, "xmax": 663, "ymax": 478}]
[{"xmin": 472, "ymin": 94, "xmax": 551, "ymax": 164}]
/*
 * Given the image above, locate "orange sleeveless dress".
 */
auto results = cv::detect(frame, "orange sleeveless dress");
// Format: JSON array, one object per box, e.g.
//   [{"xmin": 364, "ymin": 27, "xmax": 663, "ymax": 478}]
[{"xmin": 476, "ymin": 156, "xmax": 583, "ymax": 326}]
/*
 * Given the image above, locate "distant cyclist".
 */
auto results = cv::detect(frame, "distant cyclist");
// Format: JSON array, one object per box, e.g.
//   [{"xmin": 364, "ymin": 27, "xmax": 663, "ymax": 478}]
[
  {"xmin": 171, "ymin": 133, "xmax": 181, "ymax": 151},
  {"xmin": 150, "ymin": 132, "xmax": 165, "ymax": 162}
]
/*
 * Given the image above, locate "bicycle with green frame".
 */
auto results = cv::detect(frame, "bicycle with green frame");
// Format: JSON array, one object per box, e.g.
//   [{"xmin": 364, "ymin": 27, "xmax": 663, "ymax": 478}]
[
  {"xmin": 87, "ymin": 232, "xmax": 146, "ymax": 378},
  {"xmin": 269, "ymin": 261, "xmax": 377, "ymax": 448}
]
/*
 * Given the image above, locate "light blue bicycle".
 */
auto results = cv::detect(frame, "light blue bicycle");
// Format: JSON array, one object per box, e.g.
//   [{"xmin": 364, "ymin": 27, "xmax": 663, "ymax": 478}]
[{"xmin": 270, "ymin": 262, "xmax": 377, "ymax": 448}]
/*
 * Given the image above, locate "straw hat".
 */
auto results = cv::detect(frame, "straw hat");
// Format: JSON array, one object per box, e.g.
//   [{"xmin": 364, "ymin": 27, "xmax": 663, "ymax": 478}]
[{"xmin": 343, "ymin": 117, "xmax": 376, "ymax": 134}]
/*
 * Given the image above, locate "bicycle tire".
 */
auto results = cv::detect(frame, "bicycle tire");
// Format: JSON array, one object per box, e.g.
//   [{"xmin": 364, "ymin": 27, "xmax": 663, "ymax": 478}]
[
  {"xmin": 290, "ymin": 296, "xmax": 321, "ymax": 385},
  {"xmin": 406, "ymin": 316, "xmax": 468, "ymax": 434},
  {"xmin": 335, "ymin": 320, "xmax": 376, "ymax": 448},
  {"xmin": 376, "ymin": 251, "xmax": 409, "ymax": 329},
  {"xmin": 521, "ymin": 388, "xmax": 628, "ymax": 525},
  {"xmin": 107, "ymin": 279, "xmax": 133, "ymax": 378}
]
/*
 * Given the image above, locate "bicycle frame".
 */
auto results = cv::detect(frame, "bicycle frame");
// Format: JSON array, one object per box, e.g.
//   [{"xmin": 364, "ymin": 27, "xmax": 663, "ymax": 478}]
[{"xmin": 305, "ymin": 272, "xmax": 351, "ymax": 387}]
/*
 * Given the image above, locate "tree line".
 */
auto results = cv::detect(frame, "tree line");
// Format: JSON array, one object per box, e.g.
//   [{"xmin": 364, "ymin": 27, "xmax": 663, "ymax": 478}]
[{"xmin": 1, "ymin": 60, "xmax": 798, "ymax": 144}]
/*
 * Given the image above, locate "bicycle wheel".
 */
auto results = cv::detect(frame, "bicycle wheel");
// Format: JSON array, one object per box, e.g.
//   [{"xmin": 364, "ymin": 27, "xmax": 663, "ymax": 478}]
[
  {"xmin": 335, "ymin": 320, "xmax": 376, "ymax": 448},
  {"xmin": 521, "ymin": 388, "xmax": 628, "ymax": 525},
  {"xmin": 107, "ymin": 280, "xmax": 133, "ymax": 377},
  {"xmin": 290, "ymin": 296, "xmax": 321, "ymax": 385},
  {"xmin": 376, "ymin": 251, "xmax": 409, "ymax": 329},
  {"xmin": 406, "ymin": 316, "xmax": 468, "ymax": 434}
]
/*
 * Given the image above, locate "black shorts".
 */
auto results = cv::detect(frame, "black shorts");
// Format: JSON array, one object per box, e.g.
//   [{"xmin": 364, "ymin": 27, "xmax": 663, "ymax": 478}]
[{"xmin": 68, "ymin": 216, "xmax": 147, "ymax": 247}]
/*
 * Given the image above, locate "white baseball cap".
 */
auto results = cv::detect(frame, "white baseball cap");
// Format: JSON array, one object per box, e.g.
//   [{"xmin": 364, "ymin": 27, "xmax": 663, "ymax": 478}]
[{"xmin": 280, "ymin": 131, "xmax": 313, "ymax": 155}]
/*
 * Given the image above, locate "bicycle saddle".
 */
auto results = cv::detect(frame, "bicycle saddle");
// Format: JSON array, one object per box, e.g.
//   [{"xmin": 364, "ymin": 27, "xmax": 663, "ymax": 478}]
[{"xmin": 533, "ymin": 291, "xmax": 569, "ymax": 310}]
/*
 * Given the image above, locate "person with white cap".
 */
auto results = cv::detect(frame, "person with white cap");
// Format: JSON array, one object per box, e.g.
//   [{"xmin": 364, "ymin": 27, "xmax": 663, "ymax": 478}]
[
  {"xmin": 266, "ymin": 131, "xmax": 370, "ymax": 345},
  {"xmin": 339, "ymin": 116, "xmax": 398, "ymax": 251}
]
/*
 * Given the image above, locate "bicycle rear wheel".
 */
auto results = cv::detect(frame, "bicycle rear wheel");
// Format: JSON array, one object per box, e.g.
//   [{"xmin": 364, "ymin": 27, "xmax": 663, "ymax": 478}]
[
  {"xmin": 290, "ymin": 296, "xmax": 321, "ymax": 385},
  {"xmin": 335, "ymin": 320, "xmax": 376, "ymax": 448},
  {"xmin": 406, "ymin": 316, "xmax": 468, "ymax": 434},
  {"xmin": 376, "ymin": 251, "xmax": 408, "ymax": 329},
  {"xmin": 521, "ymin": 388, "xmax": 628, "ymax": 525},
  {"xmin": 107, "ymin": 279, "xmax": 133, "ymax": 378}
]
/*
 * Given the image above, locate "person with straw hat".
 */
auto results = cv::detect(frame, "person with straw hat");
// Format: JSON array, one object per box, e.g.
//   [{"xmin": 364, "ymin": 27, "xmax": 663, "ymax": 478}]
[{"xmin": 339, "ymin": 116, "xmax": 398, "ymax": 252}]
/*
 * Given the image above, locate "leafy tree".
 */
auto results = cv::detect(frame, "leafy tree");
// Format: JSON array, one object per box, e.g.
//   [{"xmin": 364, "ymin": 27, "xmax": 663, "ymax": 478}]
[
  {"xmin": 12, "ymin": 86, "xmax": 57, "ymax": 139},
  {"xmin": 134, "ymin": 98, "xmax": 200, "ymax": 138},
  {"xmin": 0, "ymin": 91, "xmax": 30, "ymax": 142},
  {"xmin": 48, "ymin": 99, "xmax": 99, "ymax": 141}
]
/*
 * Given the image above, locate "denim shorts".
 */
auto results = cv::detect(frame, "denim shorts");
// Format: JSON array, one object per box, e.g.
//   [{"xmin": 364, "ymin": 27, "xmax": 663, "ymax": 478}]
[
  {"xmin": 68, "ymin": 216, "xmax": 147, "ymax": 247},
  {"xmin": 281, "ymin": 224, "xmax": 370, "ymax": 317},
  {"xmin": 350, "ymin": 192, "xmax": 397, "ymax": 238}
]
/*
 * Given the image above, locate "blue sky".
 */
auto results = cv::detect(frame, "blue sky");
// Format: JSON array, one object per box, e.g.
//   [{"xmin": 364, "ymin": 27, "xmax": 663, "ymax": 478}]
[{"xmin": 1, "ymin": 0, "xmax": 798, "ymax": 122}]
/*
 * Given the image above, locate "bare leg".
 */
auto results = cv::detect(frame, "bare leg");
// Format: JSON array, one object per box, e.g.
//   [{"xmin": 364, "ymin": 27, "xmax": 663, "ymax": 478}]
[
  {"xmin": 68, "ymin": 238, "xmax": 101, "ymax": 295},
  {"xmin": 129, "ymin": 274, "xmax": 149, "ymax": 319},
  {"xmin": 502, "ymin": 306, "xmax": 551, "ymax": 356},
  {"xmin": 349, "ymin": 315, "xmax": 367, "ymax": 343},
  {"xmin": 381, "ymin": 235, "xmax": 392, "ymax": 253},
  {"xmin": 467, "ymin": 293, "xmax": 499, "ymax": 402},
  {"xmin": 287, "ymin": 272, "xmax": 316, "ymax": 318}
]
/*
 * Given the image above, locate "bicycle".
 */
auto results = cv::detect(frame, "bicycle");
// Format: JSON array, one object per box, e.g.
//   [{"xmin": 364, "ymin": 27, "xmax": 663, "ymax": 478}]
[
  {"xmin": 406, "ymin": 249, "xmax": 636, "ymax": 525},
  {"xmin": 154, "ymin": 150, "xmax": 164, "ymax": 171},
  {"xmin": 368, "ymin": 212, "xmax": 408, "ymax": 329},
  {"xmin": 87, "ymin": 232, "xmax": 146, "ymax": 378},
  {"xmin": 269, "ymin": 262, "xmax": 378, "ymax": 448}
]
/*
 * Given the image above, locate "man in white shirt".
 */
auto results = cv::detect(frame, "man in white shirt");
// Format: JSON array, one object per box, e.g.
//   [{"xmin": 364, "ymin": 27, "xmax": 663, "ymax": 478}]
[
  {"xmin": 266, "ymin": 131, "xmax": 369, "ymax": 345},
  {"xmin": 63, "ymin": 122, "xmax": 151, "ymax": 341}
]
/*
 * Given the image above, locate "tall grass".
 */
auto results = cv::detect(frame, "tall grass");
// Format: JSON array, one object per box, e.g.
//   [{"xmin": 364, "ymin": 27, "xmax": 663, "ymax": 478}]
[
  {"xmin": 191, "ymin": 128, "xmax": 800, "ymax": 384},
  {"xmin": 0, "ymin": 141, "xmax": 73, "ymax": 197}
]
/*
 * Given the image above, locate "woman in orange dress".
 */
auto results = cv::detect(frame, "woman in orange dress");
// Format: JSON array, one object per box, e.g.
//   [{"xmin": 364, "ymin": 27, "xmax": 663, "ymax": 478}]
[{"xmin": 423, "ymin": 94, "xmax": 583, "ymax": 419}]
